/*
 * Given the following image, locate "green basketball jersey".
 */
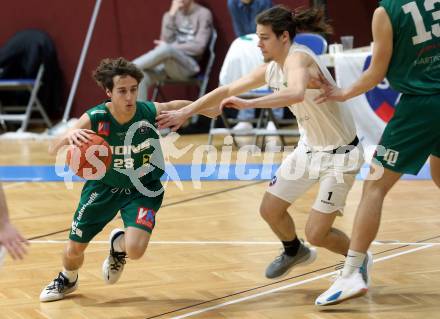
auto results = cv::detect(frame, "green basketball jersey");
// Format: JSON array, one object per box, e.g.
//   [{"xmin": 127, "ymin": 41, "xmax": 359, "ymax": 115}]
[
  {"xmin": 380, "ymin": 0, "xmax": 440, "ymax": 95},
  {"xmin": 86, "ymin": 101, "xmax": 164, "ymax": 188}
]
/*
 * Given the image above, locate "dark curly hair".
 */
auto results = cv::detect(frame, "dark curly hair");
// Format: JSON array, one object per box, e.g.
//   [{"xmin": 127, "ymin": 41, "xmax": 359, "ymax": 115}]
[
  {"xmin": 256, "ymin": 5, "xmax": 333, "ymax": 40},
  {"xmin": 93, "ymin": 57, "xmax": 144, "ymax": 91}
]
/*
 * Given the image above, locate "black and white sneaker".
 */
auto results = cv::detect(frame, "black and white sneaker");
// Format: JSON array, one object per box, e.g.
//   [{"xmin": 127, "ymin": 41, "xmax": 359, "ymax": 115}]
[
  {"xmin": 40, "ymin": 272, "xmax": 78, "ymax": 302},
  {"xmin": 102, "ymin": 228, "xmax": 126, "ymax": 284}
]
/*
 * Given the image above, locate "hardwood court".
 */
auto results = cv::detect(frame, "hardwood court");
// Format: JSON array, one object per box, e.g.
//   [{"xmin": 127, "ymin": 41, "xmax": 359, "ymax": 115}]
[{"xmin": 0, "ymin": 136, "xmax": 439, "ymax": 319}]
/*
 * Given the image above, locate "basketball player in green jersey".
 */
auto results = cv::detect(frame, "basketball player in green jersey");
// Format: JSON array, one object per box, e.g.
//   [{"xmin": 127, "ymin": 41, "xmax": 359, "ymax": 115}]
[
  {"xmin": 40, "ymin": 57, "xmax": 219, "ymax": 302},
  {"xmin": 316, "ymin": 0, "xmax": 440, "ymax": 305}
]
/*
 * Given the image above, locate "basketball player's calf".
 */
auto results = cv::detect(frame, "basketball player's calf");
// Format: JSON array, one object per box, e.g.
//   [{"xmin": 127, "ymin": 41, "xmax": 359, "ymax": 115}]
[
  {"xmin": 303, "ymin": 208, "xmax": 375, "ymax": 287},
  {"xmin": 305, "ymin": 209, "xmax": 349, "ymax": 256}
]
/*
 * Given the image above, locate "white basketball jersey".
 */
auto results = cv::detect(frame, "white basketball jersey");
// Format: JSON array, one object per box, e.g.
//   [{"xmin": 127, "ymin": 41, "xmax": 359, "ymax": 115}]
[{"xmin": 265, "ymin": 44, "xmax": 356, "ymax": 151}]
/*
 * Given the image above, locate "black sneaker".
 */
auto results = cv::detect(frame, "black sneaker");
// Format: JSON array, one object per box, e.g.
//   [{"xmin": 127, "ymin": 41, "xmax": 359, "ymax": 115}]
[
  {"xmin": 40, "ymin": 272, "xmax": 78, "ymax": 302},
  {"xmin": 102, "ymin": 228, "xmax": 127, "ymax": 284}
]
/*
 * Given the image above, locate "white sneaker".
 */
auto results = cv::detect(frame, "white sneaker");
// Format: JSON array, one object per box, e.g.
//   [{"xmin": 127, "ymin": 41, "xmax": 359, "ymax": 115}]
[
  {"xmin": 265, "ymin": 121, "xmax": 277, "ymax": 131},
  {"xmin": 40, "ymin": 272, "xmax": 78, "ymax": 302},
  {"xmin": 265, "ymin": 121, "xmax": 282, "ymax": 151},
  {"xmin": 232, "ymin": 121, "xmax": 253, "ymax": 131},
  {"xmin": 232, "ymin": 122, "xmax": 254, "ymax": 147},
  {"xmin": 102, "ymin": 228, "xmax": 126, "ymax": 285},
  {"xmin": 315, "ymin": 253, "xmax": 372, "ymax": 306}
]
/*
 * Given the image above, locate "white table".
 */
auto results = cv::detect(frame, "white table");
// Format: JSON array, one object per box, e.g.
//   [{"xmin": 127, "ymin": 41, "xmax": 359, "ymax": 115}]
[{"xmin": 321, "ymin": 46, "xmax": 372, "ymax": 67}]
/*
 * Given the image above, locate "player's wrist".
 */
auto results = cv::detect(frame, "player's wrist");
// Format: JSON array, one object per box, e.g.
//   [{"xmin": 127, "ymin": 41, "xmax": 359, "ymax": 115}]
[
  {"xmin": 181, "ymin": 107, "xmax": 194, "ymax": 119},
  {"xmin": 341, "ymin": 88, "xmax": 352, "ymax": 101}
]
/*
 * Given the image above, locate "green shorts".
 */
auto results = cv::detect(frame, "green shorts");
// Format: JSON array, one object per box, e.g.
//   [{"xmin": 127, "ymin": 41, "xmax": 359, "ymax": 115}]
[
  {"xmin": 69, "ymin": 179, "xmax": 164, "ymax": 243},
  {"xmin": 374, "ymin": 94, "xmax": 440, "ymax": 175}
]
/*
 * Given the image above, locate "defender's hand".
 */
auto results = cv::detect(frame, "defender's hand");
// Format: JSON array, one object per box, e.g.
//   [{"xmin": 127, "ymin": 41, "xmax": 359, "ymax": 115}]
[
  {"xmin": 0, "ymin": 222, "xmax": 28, "ymax": 260},
  {"xmin": 315, "ymin": 83, "xmax": 348, "ymax": 104},
  {"xmin": 220, "ymin": 96, "xmax": 250, "ymax": 111},
  {"xmin": 156, "ymin": 109, "xmax": 189, "ymax": 132}
]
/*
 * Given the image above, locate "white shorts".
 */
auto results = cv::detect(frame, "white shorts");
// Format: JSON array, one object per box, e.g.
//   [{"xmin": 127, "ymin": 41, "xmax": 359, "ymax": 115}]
[{"xmin": 267, "ymin": 143, "xmax": 364, "ymax": 214}]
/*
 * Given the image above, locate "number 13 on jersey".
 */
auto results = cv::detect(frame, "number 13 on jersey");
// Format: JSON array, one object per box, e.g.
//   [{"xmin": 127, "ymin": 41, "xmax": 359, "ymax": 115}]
[{"xmin": 403, "ymin": 0, "xmax": 440, "ymax": 45}]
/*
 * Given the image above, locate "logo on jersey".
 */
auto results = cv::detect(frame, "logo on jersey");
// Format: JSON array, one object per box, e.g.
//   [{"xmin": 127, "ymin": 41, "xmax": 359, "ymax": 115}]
[
  {"xmin": 383, "ymin": 149, "xmax": 399, "ymax": 167},
  {"xmin": 98, "ymin": 121, "xmax": 110, "ymax": 136},
  {"xmin": 136, "ymin": 207, "xmax": 156, "ymax": 230},
  {"xmin": 363, "ymin": 55, "xmax": 400, "ymax": 123},
  {"xmin": 142, "ymin": 154, "xmax": 150, "ymax": 165},
  {"xmin": 117, "ymin": 132, "xmax": 126, "ymax": 140},
  {"xmin": 139, "ymin": 121, "xmax": 150, "ymax": 134}
]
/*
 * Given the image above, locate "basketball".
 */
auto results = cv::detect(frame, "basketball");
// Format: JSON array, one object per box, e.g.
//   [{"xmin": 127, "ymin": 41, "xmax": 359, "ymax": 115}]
[{"xmin": 66, "ymin": 134, "xmax": 112, "ymax": 180}]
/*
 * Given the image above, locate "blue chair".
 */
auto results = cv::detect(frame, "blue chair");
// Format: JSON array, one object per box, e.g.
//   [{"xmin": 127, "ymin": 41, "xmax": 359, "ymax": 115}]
[{"xmin": 294, "ymin": 33, "xmax": 328, "ymax": 55}]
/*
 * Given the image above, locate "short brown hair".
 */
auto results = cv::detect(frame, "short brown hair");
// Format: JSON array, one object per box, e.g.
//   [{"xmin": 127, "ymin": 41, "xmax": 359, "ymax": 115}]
[
  {"xmin": 256, "ymin": 5, "xmax": 332, "ymax": 40},
  {"xmin": 93, "ymin": 57, "xmax": 144, "ymax": 91}
]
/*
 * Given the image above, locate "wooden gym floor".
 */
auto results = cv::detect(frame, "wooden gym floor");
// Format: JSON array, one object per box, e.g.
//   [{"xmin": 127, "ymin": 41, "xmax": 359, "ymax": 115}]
[{"xmin": 0, "ymin": 136, "xmax": 439, "ymax": 319}]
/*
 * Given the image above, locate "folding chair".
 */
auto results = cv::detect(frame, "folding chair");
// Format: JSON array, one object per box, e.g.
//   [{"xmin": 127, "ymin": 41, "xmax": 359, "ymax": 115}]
[
  {"xmin": 207, "ymin": 89, "xmax": 300, "ymax": 147},
  {"xmin": 0, "ymin": 64, "xmax": 52, "ymax": 132},
  {"xmin": 294, "ymin": 32, "xmax": 328, "ymax": 55},
  {"xmin": 151, "ymin": 29, "xmax": 218, "ymax": 101}
]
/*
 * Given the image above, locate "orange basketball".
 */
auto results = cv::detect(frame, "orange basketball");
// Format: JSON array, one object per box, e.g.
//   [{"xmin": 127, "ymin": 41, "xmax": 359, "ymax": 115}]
[{"xmin": 66, "ymin": 134, "xmax": 112, "ymax": 180}]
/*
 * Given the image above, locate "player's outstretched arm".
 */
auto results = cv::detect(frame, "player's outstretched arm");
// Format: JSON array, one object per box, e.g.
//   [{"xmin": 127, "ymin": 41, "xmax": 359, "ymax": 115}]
[
  {"xmin": 0, "ymin": 183, "xmax": 28, "ymax": 260},
  {"xmin": 156, "ymin": 64, "xmax": 267, "ymax": 131},
  {"xmin": 316, "ymin": 7, "xmax": 393, "ymax": 103},
  {"xmin": 221, "ymin": 52, "xmax": 312, "ymax": 111},
  {"xmin": 155, "ymin": 100, "xmax": 193, "ymax": 113},
  {"xmin": 155, "ymin": 100, "xmax": 221, "ymax": 119},
  {"xmin": 48, "ymin": 114, "xmax": 94, "ymax": 155}
]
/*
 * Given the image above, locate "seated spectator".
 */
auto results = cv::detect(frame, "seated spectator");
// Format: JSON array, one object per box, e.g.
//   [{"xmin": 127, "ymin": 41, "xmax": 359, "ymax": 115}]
[
  {"xmin": 133, "ymin": 0, "xmax": 213, "ymax": 101},
  {"xmin": 0, "ymin": 29, "xmax": 63, "ymax": 118},
  {"xmin": 227, "ymin": 0, "xmax": 272, "ymax": 38}
]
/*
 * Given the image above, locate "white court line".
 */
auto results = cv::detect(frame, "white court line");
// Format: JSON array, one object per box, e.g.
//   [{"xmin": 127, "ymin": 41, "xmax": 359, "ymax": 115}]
[
  {"xmin": 3, "ymin": 182, "xmax": 27, "ymax": 189},
  {"xmin": 29, "ymin": 239, "xmax": 440, "ymax": 246},
  {"xmin": 170, "ymin": 244, "xmax": 434, "ymax": 319}
]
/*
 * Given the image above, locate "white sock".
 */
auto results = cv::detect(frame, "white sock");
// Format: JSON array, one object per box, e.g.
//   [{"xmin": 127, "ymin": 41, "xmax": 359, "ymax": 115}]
[
  {"xmin": 112, "ymin": 233, "xmax": 125, "ymax": 253},
  {"xmin": 62, "ymin": 268, "xmax": 78, "ymax": 282},
  {"xmin": 342, "ymin": 249, "xmax": 366, "ymax": 277}
]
